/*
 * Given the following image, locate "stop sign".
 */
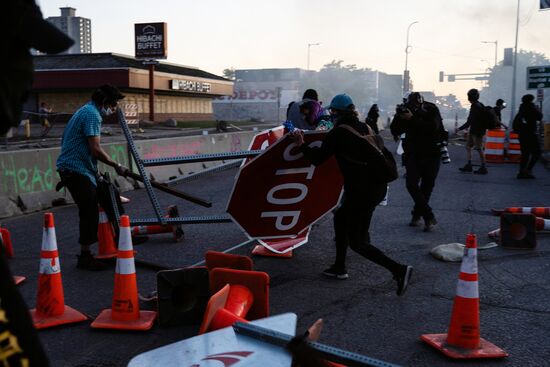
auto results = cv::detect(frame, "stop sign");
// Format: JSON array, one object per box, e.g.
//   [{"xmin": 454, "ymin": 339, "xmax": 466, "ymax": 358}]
[
  {"xmin": 243, "ymin": 126, "xmax": 285, "ymax": 165},
  {"xmin": 227, "ymin": 131, "xmax": 344, "ymax": 239}
]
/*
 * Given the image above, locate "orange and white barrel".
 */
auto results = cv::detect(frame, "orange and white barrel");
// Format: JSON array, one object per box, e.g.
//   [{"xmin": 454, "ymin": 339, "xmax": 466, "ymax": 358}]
[
  {"xmin": 484, "ymin": 129, "xmax": 505, "ymax": 163},
  {"xmin": 507, "ymin": 132, "xmax": 521, "ymax": 163}
]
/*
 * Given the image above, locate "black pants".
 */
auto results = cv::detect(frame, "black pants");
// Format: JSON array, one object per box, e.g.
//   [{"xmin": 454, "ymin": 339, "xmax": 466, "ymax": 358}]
[
  {"xmin": 519, "ymin": 134, "xmax": 540, "ymax": 171},
  {"xmin": 405, "ymin": 154, "xmax": 440, "ymax": 220},
  {"xmin": 59, "ymin": 171, "xmax": 99, "ymax": 246},
  {"xmin": 333, "ymin": 185, "xmax": 402, "ymax": 275}
]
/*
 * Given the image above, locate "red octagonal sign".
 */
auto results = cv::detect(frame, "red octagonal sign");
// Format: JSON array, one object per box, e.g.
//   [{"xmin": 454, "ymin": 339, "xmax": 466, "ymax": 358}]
[{"xmin": 227, "ymin": 131, "xmax": 344, "ymax": 239}]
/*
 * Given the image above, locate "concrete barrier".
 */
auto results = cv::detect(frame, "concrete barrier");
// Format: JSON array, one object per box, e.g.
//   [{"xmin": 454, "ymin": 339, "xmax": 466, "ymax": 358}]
[{"xmin": 0, "ymin": 131, "xmax": 257, "ymax": 217}]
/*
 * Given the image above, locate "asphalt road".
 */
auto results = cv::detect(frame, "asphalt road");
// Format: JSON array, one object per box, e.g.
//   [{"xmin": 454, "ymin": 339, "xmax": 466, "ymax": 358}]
[{"xmin": 3, "ymin": 137, "xmax": 550, "ymax": 367}]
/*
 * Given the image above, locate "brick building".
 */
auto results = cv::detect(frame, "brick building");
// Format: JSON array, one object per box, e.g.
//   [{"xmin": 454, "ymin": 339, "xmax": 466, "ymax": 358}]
[{"xmin": 29, "ymin": 53, "xmax": 233, "ymax": 122}]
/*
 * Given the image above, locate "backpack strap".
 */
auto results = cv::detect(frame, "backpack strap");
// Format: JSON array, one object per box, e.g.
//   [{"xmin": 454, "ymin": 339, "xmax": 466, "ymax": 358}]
[{"xmin": 338, "ymin": 124, "xmax": 383, "ymax": 155}]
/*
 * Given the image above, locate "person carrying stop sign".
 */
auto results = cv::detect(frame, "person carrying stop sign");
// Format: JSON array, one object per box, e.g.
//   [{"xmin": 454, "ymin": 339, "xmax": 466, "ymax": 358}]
[{"xmin": 290, "ymin": 93, "xmax": 413, "ymax": 296}]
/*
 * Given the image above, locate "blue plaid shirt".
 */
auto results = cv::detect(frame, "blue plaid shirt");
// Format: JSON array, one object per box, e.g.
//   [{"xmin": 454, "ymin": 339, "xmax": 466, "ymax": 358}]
[{"xmin": 56, "ymin": 102, "xmax": 103, "ymax": 186}]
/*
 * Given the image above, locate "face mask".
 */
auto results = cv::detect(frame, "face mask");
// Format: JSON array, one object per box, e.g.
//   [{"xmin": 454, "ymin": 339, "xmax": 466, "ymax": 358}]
[{"xmin": 101, "ymin": 107, "xmax": 114, "ymax": 116}]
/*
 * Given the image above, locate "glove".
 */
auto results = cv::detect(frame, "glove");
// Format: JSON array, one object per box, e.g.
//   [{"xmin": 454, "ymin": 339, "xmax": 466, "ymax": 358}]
[{"xmin": 114, "ymin": 163, "xmax": 129, "ymax": 177}]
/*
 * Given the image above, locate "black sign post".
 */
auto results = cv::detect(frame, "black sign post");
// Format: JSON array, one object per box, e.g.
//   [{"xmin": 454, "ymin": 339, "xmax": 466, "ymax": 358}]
[{"xmin": 135, "ymin": 23, "xmax": 167, "ymax": 122}]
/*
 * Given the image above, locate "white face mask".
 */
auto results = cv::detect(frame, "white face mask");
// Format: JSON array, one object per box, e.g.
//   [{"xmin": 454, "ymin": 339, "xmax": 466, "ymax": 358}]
[{"xmin": 101, "ymin": 107, "xmax": 114, "ymax": 116}]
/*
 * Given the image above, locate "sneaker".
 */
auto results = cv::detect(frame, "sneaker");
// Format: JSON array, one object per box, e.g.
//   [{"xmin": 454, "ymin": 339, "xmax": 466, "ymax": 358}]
[
  {"xmin": 409, "ymin": 215, "xmax": 422, "ymax": 227},
  {"xmin": 423, "ymin": 217, "xmax": 437, "ymax": 232},
  {"xmin": 395, "ymin": 265, "xmax": 413, "ymax": 296},
  {"xmin": 322, "ymin": 266, "xmax": 348, "ymax": 280},
  {"xmin": 517, "ymin": 170, "xmax": 532, "ymax": 179},
  {"xmin": 473, "ymin": 166, "xmax": 488, "ymax": 175},
  {"xmin": 459, "ymin": 163, "xmax": 473, "ymax": 172},
  {"xmin": 76, "ymin": 252, "xmax": 109, "ymax": 271}
]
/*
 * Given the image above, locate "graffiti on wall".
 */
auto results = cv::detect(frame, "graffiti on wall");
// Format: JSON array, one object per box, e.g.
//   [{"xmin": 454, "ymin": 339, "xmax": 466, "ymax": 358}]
[
  {"xmin": 0, "ymin": 153, "xmax": 55, "ymax": 195},
  {"xmin": 140, "ymin": 141, "xmax": 205, "ymax": 160}
]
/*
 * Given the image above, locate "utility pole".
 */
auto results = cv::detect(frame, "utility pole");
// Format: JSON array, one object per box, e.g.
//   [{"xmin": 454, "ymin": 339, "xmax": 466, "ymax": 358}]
[{"xmin": 510, "ymin": 0, "xmax": 521, "ymax": 123}]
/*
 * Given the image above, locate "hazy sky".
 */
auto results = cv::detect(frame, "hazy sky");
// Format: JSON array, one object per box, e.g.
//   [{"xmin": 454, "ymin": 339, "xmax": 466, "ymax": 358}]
[{"xmin": 38, "ymin": 0, "xmax": 549, "ymax": 100}]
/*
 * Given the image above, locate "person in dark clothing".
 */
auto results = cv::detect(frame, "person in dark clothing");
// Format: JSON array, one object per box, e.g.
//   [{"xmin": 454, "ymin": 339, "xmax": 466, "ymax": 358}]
[
  {"xmin": 457, "ymin": 89, "xmax": 488, "ymax": 174},
  {"xmin": 514, "ymin": 94, "xmax": 543, "ymax": 179},
  {"xmin": 494, "ymin": 98, "xmax": 507, "ymax": 128},
  {"xmin": 390, "ymin": 92, "xmax": 443, "ymax": 231},
  {"xmin": 290, "ymin": 93, "xmax": 413, "ymax": 296},
  {"xmin": 365, "ymin": 104, "xmax": 380, "ymax": 134}
]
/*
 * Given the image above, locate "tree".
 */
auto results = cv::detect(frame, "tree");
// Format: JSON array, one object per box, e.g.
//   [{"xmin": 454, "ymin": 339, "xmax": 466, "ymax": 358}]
[
  {"xmin": 222, "ymin": 67, "xmax": 235, "ymax": 81},
  {"xmin": 481, "ymin": 50, "xmax": 550, "ymax": 122}
]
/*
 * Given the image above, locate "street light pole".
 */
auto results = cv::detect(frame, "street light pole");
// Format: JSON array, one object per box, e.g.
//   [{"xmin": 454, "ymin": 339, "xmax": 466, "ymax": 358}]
[
  {"xmin": 404, "ymin": 21, "xmax": 419, "ymax": 94},
  {"xmin": 510, "ymin": 0, "xmax": 521, "ymax": 122},
  {"xmin": 481, "ymin": 40, "xmax": 498, "ymax": 67},
  {"xmin": 307, "ymin": 43, "xmax": 320, "ymax": 71}
]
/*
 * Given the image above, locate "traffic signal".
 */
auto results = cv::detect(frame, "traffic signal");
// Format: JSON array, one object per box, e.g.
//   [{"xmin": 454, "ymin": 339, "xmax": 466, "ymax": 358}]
[{"xmin": 439, "ymin": 71, "xmax": 444, "ymax": 82}]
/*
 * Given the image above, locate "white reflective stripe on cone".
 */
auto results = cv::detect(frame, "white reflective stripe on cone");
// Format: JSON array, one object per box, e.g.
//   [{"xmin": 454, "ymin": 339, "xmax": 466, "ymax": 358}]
[
  {"xmin": 41, "ymin": 228, "xmax": 57, "ymax": 251},
  {"xmin": 543, "ymin": 219, "xmax": 550, "ymax": 230},
  {"xmin": 485, "ymin": 137, "xmax": 505, "ymax": 143},
  {"xmin": 456, "ymin": 279, "xmax": 479, "ymax": 299},
  {"xmin": 116, "ymin": 258, "xmax": 136, "ymax": 275},
  {"xmin": 118, "ymin": 229, "xmax": 133, "ymax": 251},
  {"xmin": 460, "ymin": 248, "xmax": 478, "ymax": 274},
  {"xmin": 522, "ymin": 207, "xmax": 532, "ymax": 213},
  {"xmin": 40, "ymin": 257, "xmax": 61, "ymax": 274},
  {"xmin": 485, "ymin": 149, "xmax": 504, "ymax": 155},
  {"xmin": 509, "ymin": 139, "xmax": 520, "ymax": 144},
  {"xmin": 99, "ymin": 211, "xmax": 108, "ymax": 223},
  {"xmin": 508, "ymin": 150, "xmax": 521, "ymax": 154}
]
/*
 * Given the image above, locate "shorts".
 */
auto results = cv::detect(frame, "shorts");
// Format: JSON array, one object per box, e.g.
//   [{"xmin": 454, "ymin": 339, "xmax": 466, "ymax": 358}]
[{"xmin": 466, "ymin": 134, "xmax": 484, "ymax": 150}]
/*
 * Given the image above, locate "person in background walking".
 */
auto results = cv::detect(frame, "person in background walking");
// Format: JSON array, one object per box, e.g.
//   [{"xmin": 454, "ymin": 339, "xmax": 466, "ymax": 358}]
[
  {"xmin": 39, "ymin": 102, "xmax": 53, "ymax": 136},
  {"xmin": 494, "ymin": 98, "xmax": 507, "ymax": 128},
  {"xmin": 290, "ymin": 93, "xmax": 413, "ymax": 296},
  {"xmin": 513, "ymin": 94, "xmax": 543, "ymax": 179},
  {"xmin": 457, "ymin": 89, "xmax": 488, "ymax": 174},
  {"xmin": 365, "ymin": 104, "xmax": 380, "ymax": 134}
]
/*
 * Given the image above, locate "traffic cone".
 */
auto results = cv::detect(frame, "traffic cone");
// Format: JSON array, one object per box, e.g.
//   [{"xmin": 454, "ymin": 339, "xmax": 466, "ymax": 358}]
[
  {"xmin": 491, "ymin": 207, "xmax": 550, "ymax": 218},
  {"xmin": 252, "ymin": 244, "xmax": 293, "ymax": 258},
  {"xmin": 421, "ymin": 234, "xmax": 508, "ymax": 359},
  {"xmin": 91, "ymin": 215, "xmax": 156, "ymax": 330},
  {"xmin": 205, "ymin": 251, "xmax": 253, "ymax": 272},
  {"xmin": 0, "ymin": 227, "xmax": 14, "ymax": 258},
  {"xmin": 30, "ymin": 213, "xmax": 87, "ymax": 329},
  {"xmin": 131, "ymin": 205, "xmax": 183, "ymax": 242},
  {"xmin": 488, "ymin": 216, "xmax": 550, "ymax": 241},
  {"xmin": 0, "ymin": 228, "xmax": 26, "ymax": 285},
  {"xmin": 96, "ymin": 206, "xmax": 117, "ymax": 259},
  {"xmin": 199, "ymin": 268, "xmax": 269, "ymax": 334}
]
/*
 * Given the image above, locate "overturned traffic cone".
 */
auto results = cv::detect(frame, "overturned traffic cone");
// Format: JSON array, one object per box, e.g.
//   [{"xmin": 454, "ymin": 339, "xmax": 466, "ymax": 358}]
[
  {"xmin": 199, "ymin": 268, "xmax": 269, "ymax": 334},
  {"xmin": 131, "ymin": 205, "xmax": 184, "ymax": 242},
  {"xmin": 96, "ymin": 206, "xmax": 117, "ymax": 259},
  {"xmin": 492, "ymin": 207, "xmax": 550, "ymax": 218},
  {"xmin": 30, "ymin": 213, "xmax": 87, "ymax": 329},
  {"xmin": 421, "ymin": 234, "xmax": 508, "ymax": 359},
  {"xmin": 205, "ymin": 251, "xmax": 253, "ymax": 272},
  {"xmin": 252, "ymin": 244, "xmax": 293, "ymax": 258},
  {"xmin": 91, "ymin": 215, "xmax": 156, "ymax": 330},
  {"xmin": 488, "ymin": 216, "xmax": 550, "ymax": 242}
]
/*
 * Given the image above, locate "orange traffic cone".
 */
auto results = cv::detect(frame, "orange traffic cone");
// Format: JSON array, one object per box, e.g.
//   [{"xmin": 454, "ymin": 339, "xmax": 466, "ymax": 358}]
[
  {"xmin": 131, "ymin": 205, "xmax": 183, "ymax": 242},
  {"xmin": 96, "ymin": 206, "xmax": 118, "ymax": 259},
  {"xmin": 488, "ymin": 216, "xmax": 550, "ymax": 241},
  {"xmin": 0, "ymin": 228, "xmax": 26, "ymax": 285},
  {"xmin": 91, "ymin": 215, "xmax": 156, "ymax": 330},
  {"xmin": 204, "ymin": 251, "xmax": 253, "ymax": 272},
  {"xmin": 0, "ymin": 227, "xmax": 14, "ymax": 258},
  {"xmin": 30, "ymin": 213, "xmax": 87, "ymax": 329},
  {"xmin": 252, "ymin": 244, "xmax": 293, "ymax": 258},
  {"xmin": 421, "ymin": 234, "xmax": 508, "ymax": 359},
  {"xmin": 199, "ymin": 268, "xmax": 269, "ymax": 334},
  {"xmin": 492, "ymin": 207, "xmax": 550, "ymax": 218}
]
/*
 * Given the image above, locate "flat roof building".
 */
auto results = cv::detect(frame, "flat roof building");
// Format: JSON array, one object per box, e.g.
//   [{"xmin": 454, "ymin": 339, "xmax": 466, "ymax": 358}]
[{"xmin": 46, "ymin": 7, "xmax": 92, "ymax": 54}]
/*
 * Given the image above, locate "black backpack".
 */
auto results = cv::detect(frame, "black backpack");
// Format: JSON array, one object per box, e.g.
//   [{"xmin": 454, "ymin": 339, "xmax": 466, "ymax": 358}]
[
  {"xmin": 338, "ymin": 124, "xmax": 399, "ymax": 183},
  {"xmin": 483, "ymin": 105, "xmax": 500, "ymax": 130}
]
